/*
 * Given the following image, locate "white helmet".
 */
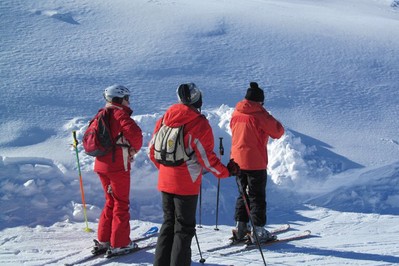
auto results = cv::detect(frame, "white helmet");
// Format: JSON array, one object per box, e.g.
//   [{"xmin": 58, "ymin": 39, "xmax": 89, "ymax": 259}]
[
  {"xmin": 176, "ymin": 83, "xmax": 202, "ymax": 108},
  {"xmin": 103, "ymin": 84, "xmax": 130, "ymax": 102}
]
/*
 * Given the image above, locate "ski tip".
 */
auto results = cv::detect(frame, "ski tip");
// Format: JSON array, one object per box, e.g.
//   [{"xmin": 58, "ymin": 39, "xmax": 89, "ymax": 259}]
[
  {"xmin": 148, "ymin": 226, "xmax": 159, "ymax": 233},
  {"xmin": 142, "ymin": 226, "xmax": 159, "ymax": 236},
  {"xmin": 277, "ymin": 223, "xmax": 290, "ymax": 230}
]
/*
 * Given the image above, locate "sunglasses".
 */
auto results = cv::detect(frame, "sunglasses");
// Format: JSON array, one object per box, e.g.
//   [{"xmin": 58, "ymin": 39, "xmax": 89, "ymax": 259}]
[{"xmin": 123, "ymin": 95, "xmax": 130, "ymax": 102}]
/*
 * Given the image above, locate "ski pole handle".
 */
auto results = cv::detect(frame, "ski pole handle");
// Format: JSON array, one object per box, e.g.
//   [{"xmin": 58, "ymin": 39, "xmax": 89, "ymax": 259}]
[
  {"xmin": 72, "ymin": 130, "xmax": 79, "ymax": 147},
  {"xmin": 219, "ymin": 137, "xmax": 224, "ymax": 156}
]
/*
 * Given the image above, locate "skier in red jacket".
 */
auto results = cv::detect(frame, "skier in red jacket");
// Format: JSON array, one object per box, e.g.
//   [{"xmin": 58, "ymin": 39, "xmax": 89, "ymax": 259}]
[
  {"xmin": 149, "ymin": 83, "xmax": 239, "ymax": 266},
  {"xmin": 230, "ymin": 82, "xmax": 284, "ymax": 243},
  {"xmin": 92, "ymin": 85, "xmax": 143, "ymax": 256}
]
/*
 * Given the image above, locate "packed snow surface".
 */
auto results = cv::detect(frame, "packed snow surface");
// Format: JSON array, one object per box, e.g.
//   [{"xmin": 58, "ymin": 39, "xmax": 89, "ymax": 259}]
[{"xmin": 1, "ymin": 0, "xmax": 399, "ymax": 265}]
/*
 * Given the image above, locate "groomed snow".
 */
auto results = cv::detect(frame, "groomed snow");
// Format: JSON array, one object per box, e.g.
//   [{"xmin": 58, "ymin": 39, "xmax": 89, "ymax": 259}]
[{"xmin": 1, "ymin": 0, "xmax": 399, "ymax": 265}]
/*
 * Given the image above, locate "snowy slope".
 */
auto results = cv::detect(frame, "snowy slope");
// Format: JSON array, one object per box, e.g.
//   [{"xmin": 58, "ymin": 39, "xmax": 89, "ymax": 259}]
[{"xmin": 1, "ymin": 0, "xmax": 399, "ymax": 265}]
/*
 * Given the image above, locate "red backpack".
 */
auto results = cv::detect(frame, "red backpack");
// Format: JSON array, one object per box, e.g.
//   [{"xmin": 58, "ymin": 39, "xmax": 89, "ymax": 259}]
[{"xmin": 83, "ymin": 108, "xmax": 125, "ymax": 159}]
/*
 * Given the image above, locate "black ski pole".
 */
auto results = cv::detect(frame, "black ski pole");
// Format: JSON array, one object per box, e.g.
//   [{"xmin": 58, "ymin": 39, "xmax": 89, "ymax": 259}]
[
  {"xmin": 237, "ymin": 174, "xmax": 267, "ymax": 266},
  {"xmin": 198, "ymin": 182, "xmax": 202, "ymax": 228},
  {"xmin": 215, "ymin": 137, "xmax": 224, "ymax": 231},
  {"xmin": 194, "ymin": 231, "xmax": 206, "ymax": 264}
]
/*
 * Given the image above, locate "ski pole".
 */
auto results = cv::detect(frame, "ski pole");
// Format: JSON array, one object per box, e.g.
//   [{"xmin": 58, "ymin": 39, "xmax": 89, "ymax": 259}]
[
  {"xmin": 72, "ymin": 131, "xmax": 93, "ymax": 232},
  {"xmin": 198, "ymin": 182, "xmax": 202, "ymax": 228},
  {"xmin": 214, "ymin": 137, "xmax": 224, "ymax": 231},
  {"xmin": 194, "ymin": 231, "xmax": 206, "ymax": 264},
  {"xmin": 237, "ymin": 173, "xmax": 267, "ymax": 266}
]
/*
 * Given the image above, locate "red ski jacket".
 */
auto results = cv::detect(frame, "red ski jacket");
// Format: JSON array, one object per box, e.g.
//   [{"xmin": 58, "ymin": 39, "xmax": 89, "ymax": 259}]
[
  {"xmin": 230, "ymin": 99, "xmax": 284, "ymax": 170},
  {"xmin": 149, "ymin": 103, "xmax": 230, "ymax": 196},
  {"xmin": 94, "ymin": 103, "xmax": 143, "ymax": 173}
]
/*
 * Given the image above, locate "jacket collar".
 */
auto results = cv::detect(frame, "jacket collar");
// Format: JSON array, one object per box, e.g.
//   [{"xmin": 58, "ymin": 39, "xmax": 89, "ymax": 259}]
[
  {"xmin": 163, "ymin": 103, "xmax": 202, "ymax": 127},
  {"xmin": 235, "ymin": 99, "xmax": 264, "ymax": 114},
  {"xmin": 105, "ymin": 102, "xmax": 133, "ymax": 115}
]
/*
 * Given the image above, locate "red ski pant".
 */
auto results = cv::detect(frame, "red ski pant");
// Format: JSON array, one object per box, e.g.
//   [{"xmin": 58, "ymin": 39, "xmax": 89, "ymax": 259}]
[{"xmin": 96, "ymin": 170, "xmax": 131, "ymax": 248}]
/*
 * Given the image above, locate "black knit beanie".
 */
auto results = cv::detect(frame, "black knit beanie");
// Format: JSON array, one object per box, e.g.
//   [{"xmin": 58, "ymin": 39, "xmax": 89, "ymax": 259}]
[
  {"xmin": 177, "ymin": 83, "xmax": 203, "ymax": 109},
  {"xmin": 245, "ymin": 82, "xmax": 264, "ymax": 102}
]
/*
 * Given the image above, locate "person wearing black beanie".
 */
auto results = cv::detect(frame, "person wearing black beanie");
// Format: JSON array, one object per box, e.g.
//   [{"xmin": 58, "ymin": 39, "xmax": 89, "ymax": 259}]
[{"xmin": 230, "ymin": 81, "xmax": 285, "ymax": 243}]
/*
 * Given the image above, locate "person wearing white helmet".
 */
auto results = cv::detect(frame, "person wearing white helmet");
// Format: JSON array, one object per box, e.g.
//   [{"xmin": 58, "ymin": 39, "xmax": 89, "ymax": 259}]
[
  {"xmin": 92, "ymin": 84, "xmax": 143, "ymax": 256},
  {"xmin": 149, "ymin": 83, "xmax": 239, "ymax": 266}
]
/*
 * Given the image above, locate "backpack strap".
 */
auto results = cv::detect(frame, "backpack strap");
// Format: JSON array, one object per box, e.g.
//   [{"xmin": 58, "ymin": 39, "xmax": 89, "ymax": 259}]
[
  {"xmin": 181, "ymin": 124, "xmax": 195, "ymax": 158},
  {"xmin": 103, "ymin": 107, "xmax": 130, "ymax": 162}
]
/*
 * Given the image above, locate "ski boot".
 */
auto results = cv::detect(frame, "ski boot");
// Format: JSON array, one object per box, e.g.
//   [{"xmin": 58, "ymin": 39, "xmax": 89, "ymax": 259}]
[
  {"xmin": 91, "ymin": 239, "xmax": 110, "ymax": 255},
  {"xmin": 104, "ymin": 241, "xmax": 138, "ymax": 258},
  {"xmin": 250, "ymin": 226, "xmax": 277, "ymax": 244},
  {"xmin": 231, "ymin": 221, "xmax": 251, "ymax": 243}
]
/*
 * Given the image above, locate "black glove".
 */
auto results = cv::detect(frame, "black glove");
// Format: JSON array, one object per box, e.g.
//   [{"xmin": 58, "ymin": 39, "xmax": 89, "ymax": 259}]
[{"xmin": 227, "ymin": 159, "xmax": 240, "ymax": 176}]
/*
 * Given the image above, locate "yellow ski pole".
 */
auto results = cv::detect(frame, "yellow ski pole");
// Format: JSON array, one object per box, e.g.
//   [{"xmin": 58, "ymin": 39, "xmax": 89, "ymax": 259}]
[{"xmin": 72, "ymin": 131, "xmax": 93, "ymax": 232}]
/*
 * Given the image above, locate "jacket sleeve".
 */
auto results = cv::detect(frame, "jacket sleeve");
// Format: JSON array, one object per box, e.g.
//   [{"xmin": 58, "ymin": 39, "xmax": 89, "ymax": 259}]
[
  {"xmin": 261, "ymin": 111, "xmax": 284, "ymax": 139},
  {"xmin": 116, "ymin": 110, "xmax": 143, "ymax": 151},
  {"xmin": 189, "ymin": 117, "xmax": 230, "ymax": 179},
  {"xmin": 148, "ymin": 117, "xmax": 163, "ymax": 169}
]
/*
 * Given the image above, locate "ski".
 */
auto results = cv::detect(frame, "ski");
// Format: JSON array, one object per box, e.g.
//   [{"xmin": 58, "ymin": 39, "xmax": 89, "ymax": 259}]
[
  {"xmin": 64, "ymin": 226, "xmax": 158, "ymax": 266},
  {"xmin": 104, "ymin": 242, "xmax": 157, "ymax": 259},
  {"xmin": 206, "ymin": 224, "xmax": 290, "ymax": 252},
  {"xmin": 130, "ymin": 226, "xmax": 159, "ymax": 242},
  {"xmin": 220, "ymin": 230, "xmax": 311, "ymax": 256}
]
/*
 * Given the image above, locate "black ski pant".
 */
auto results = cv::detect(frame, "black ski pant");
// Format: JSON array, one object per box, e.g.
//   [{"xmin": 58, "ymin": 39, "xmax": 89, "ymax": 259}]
[
  {"xmin": 154, "ymin": 192, "xmax": 198, "ymax": 266},
  {"xmin": 235, "ymin": 169, "xmax": 267, "ymax": 227}
]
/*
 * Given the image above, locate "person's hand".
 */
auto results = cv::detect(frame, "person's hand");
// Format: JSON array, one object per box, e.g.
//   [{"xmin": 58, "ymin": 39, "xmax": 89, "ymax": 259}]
[
  {"xmin": 129, "ymin": 148, "xmax": 137, "ymax": 161},
  {"xmin": 227, "ymin": 159, "xmax": 240, "ymax": 176}
]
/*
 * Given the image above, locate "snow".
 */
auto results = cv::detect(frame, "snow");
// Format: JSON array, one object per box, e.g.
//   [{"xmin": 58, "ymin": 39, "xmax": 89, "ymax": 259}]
[{"xmin": 1, "ymin": 0, "xmax": 399, "ymax": 265}]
